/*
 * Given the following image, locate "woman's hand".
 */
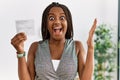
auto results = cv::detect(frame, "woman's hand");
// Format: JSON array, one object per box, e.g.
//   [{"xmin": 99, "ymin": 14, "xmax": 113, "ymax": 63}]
[
  {"xmin": 11, "ymin": 32, "xmax": 27, "ymax": 53},
  {"xmin": 87, "ymin": 18, "xmax": 97, "ymax": 49}
]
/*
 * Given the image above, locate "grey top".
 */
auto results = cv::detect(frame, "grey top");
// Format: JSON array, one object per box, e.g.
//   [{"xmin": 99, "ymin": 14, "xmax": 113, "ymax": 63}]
[{"xmin": 35, "ymin": 39, "xmax": 78, "ymax": 80}]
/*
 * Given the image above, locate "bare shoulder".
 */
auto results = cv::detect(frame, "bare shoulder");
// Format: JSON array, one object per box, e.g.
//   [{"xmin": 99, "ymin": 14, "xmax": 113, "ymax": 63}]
[
  {"xmin": 74, "ymin": 40, "xmax": 83, "ymax": 47},
  {"xmin": 28, "ymin": 41, "xmax": 39, "ymax": 57},
  {"xmin": 27, "ymin": 41, "xmax": 39, "ymax": 79},
  {"xmin": 27, "ymin": 41, "xmax": 39, "ymax": 65},
  {"xmin": 30, "ymin": 41, "xmax": 39, "ymax": 50},
  {"xmin": 74, "ymin": 40, "xmax": 85, "ymax": 56},
  {"xmin": 74, "ymin": 40, "xmax": 83, "ymax": 51}
]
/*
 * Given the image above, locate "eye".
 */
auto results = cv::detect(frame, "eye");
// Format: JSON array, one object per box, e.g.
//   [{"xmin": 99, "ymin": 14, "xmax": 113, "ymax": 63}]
[
  {"xmin": 60, "ymin": 16, "xmax": 65, "ymax": 20},
  {"xmin": 49, "ymin": 16, "xmax": 55, "ymax": 21}
]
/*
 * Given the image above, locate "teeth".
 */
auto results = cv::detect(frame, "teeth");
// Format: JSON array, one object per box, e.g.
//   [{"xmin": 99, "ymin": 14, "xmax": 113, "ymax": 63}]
[
  {"xmin": 53, "ymin": 27, "xmax": 62, "ymax": 29},
  {"xmin": 53, "ymin": 28, "xmax": 62, "ymax": 33}
]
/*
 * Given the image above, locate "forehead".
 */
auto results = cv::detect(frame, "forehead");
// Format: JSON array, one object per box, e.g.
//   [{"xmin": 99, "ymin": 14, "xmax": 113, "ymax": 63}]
[{"xmin": 49, "ymin": 7, "xmax": 65, "ymax": 14}]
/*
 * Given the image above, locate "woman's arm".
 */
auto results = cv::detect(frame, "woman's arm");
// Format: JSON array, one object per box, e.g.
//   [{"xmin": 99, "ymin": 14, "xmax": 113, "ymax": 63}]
[
  {"xmin": 80, "ymin": 46, "xmax": 94, "ymax": 80},
  {"xmin": 76, "ymin": 41, "xmax": 86, "ymax": 79},
  {"xmin": 27, "ymin": 42, "xmax": 38, "ymax": 80},
  {"xmin": 11, "ymin": 32, "xmax": 31, "ymax": 80},
  {"xmin": 78, "ymin": 19, "xmax": 97, "ymax": 80},
  {"xmin": 18, "ymin": 56, "xmax": 31, "ymax": 80}
]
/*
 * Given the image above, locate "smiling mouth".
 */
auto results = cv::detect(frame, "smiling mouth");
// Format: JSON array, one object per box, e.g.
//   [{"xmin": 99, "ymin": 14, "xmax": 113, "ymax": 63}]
[
  {"xmin": 54, "ymin": 28, "xmax": 62, "ymax": 32},
  {"xmin": 53, "ymin": 27, "xmax": 63, "ymax": 35}
]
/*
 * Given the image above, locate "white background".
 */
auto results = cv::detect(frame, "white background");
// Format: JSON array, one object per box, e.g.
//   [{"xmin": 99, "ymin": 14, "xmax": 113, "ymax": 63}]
[{"xmin": 0, "ymin": 0, "xmax": 118, "ymax": 80}]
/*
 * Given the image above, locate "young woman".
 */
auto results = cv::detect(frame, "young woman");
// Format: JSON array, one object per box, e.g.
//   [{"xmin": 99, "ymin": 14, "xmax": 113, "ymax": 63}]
[{"xmin": 11, "ymin": 2, "xmax": 97, "ymax": 80}]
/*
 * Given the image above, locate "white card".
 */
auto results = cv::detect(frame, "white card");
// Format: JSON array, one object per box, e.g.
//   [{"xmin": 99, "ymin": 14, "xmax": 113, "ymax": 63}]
[{"xmin": 16, "ymin": 19, "xmax": 35, "ymax": 36}]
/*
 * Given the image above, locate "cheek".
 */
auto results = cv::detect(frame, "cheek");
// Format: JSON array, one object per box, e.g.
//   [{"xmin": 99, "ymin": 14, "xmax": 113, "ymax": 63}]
[
  {"xmin": 47, "ymin": 26, "xmax": 51, "ymax": 33},
  {"xmin": 63, "ymin": 22, "xmax": 68, "ymax": 31},
  {"xmin": 47, "ymin": 27, "xmax": 52, "ymax": 36},
  {"xmin": 47, "ymin": 22, "xmax": 52, "ymax": 30}
]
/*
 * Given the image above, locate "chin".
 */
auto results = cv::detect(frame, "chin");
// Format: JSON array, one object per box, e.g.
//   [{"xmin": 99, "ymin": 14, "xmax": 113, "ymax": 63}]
[{"xmin": 52, "ymin": 36, "xmax": 65, "ymax": 41}]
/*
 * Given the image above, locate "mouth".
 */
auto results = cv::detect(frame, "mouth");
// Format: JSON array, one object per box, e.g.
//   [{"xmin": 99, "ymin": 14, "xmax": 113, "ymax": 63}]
[
  {"xmin": 53, "ymin": 27, "xmax": 63, "ymax": 35},
  {"xmin": 53, "ymin": 27, "xmax": 62, "ymax": 32}
]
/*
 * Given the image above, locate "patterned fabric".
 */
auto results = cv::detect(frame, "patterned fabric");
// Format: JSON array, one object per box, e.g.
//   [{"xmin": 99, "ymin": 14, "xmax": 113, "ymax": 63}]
[{"xmin": 35, "ymin": 39, "xmax": 78, "ymax": 80}]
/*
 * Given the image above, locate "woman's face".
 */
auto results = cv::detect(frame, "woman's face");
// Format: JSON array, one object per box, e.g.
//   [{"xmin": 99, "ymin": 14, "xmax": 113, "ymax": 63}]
[{"xmin": 47, "ymin": 7, "xmax": 67, "ymax": 40}]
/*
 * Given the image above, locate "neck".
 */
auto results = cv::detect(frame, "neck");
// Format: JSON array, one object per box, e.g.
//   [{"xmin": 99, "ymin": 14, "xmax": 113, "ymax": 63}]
[{"xmin": 49, "ymin": 38, "xmax": 66, "ymax": 46}]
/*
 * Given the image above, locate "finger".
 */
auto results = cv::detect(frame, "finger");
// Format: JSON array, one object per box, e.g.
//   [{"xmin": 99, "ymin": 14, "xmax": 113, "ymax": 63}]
[
  {"xmin": 11, "ymin": 37, "xmax": 26, "ymax": 46},
  {"xmin": 90, "ymin": 18, "xmax": 97, "ymax": 34},
  {"xmin": 14, "ymin": 39, "xmax": 25, "ymax": 46},
  {"xmin": 11, "ymin": 32, "xmax": 27, "ymax": 43},
  {"xmin": 16, "ymin": 32, "xmax": 27, "ymax": 40},
  {"xmin": 11, "ymin": 36, "xmax": 26, "ymax": 45},
  {"xmin": 13, "ymin": 32, "xmax": 26, "ymax": 39},
  {"xmin": 89, "ymin": 19, "xmax": 97, "ymax": 38},
  {"xmin": 11, "ymin": 34, "xmax": 27, "ymax": 47},
  {"xmin": 87, "ymin": 19, "xmax": 97, "ymax": 43}
]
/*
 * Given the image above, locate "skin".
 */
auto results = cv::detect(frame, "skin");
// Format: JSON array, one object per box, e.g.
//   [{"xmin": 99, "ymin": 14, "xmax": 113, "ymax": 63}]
[
  {"xmin": 47, "ymin": 7, "xmax": 67, "ymax": 60},
  {"xmin": 11, "ymin": 7, "xmax": 97, "ymax": 80}
]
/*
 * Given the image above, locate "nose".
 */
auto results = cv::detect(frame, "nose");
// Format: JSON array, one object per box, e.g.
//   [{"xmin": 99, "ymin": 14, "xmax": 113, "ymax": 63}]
[{"xmin": 54, "ymin": 17, "xmax": 60, "ymax": 24}]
